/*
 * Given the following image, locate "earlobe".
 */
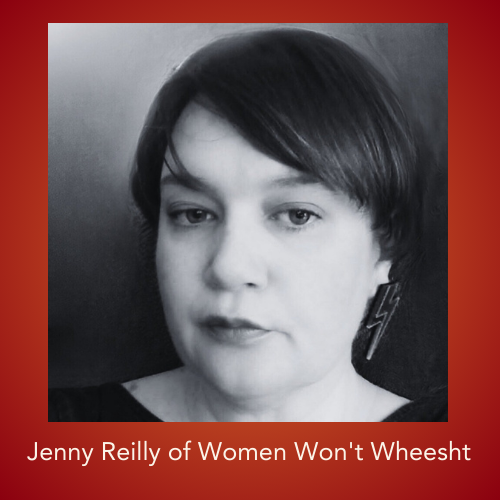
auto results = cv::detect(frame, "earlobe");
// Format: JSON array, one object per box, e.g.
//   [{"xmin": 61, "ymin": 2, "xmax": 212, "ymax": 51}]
[{"xmin": 370, "ymin": 260, "xmax": 391, "ymax": 298}]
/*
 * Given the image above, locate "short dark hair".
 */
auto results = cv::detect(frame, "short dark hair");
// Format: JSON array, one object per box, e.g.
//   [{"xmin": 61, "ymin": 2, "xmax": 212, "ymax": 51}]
[{"xmin": 132, "ymin": 28, "xmax": 421, "ymax": 266}]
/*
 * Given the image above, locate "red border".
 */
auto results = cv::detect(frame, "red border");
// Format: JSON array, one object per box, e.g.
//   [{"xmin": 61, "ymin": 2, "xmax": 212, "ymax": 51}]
[{"xmin": 4, "ymin": 12, "xmax": 498, "ymax": 499}]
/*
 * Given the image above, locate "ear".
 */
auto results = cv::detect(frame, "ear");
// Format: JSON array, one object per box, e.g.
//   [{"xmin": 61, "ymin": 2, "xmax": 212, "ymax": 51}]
[{"xmin": 370, "ymin": 259, "xmax": 392, "ymax": 298}]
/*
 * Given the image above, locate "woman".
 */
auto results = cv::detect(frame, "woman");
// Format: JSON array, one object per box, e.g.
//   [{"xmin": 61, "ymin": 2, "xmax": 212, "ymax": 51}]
[{"xmin": 49, "ymin": 28, "xmax": 447, "ymax": 422}]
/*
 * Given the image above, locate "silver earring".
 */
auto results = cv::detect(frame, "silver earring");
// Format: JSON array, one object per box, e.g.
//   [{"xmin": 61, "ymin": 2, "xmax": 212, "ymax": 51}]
[{"xmin": 365, "ymin": 282, "xmax": 400, "ymax": 360}]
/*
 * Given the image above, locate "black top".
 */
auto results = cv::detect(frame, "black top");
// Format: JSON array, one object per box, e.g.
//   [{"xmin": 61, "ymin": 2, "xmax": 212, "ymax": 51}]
[{"xmin": 48, "ymin": 384, "xmax": 447, "ymax": 422}]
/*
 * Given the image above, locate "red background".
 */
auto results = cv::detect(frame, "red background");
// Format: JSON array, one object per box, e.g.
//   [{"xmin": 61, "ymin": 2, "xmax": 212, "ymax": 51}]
[{"xmin": 3, "ymin": 8, "xmax": 498, "ymax": 500}]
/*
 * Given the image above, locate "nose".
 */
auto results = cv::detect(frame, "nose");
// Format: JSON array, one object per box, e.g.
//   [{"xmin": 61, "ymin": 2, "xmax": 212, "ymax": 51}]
[{"xmin": 203, "ymin": 222, "xmax": 268, "ymax": 291}]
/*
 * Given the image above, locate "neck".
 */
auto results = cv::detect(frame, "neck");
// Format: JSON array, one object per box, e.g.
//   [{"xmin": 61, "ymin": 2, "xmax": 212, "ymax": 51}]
[{"xmin": 182, "ymin": 357, "xmax": 404, "ymax": 422}]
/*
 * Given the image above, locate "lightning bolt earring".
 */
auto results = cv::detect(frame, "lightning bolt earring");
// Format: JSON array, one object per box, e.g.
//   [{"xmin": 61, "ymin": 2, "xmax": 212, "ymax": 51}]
[{"xmin": 365, "ymin": 282, "xmax": 400, "ymax": 360}]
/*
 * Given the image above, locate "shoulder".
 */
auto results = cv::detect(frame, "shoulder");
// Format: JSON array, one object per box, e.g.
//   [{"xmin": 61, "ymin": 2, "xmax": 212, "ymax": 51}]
[
  {"xmin": 49, "ymin": 382, "xmax": 162, "ymax": 422},
  {"xmin": 383, "ymin": 386, "xmax": 448, "ymax": 422}
]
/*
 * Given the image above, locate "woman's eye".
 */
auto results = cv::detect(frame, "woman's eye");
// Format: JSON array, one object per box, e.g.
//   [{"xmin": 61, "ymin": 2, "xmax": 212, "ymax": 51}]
[
  {"xmin": 169, "ymin": 208, "xmax": 215, "ymax": 226},
  {"xmin": 272, "ymin": 208, "xmax": 320, "ymax": 229},
  {"xmin": 185, "ymin": 209, "xmax": 211, "ymax": 224},
  {"xmin": 288, "ymin": 209, "xmax": 313, "ymax": 225}
]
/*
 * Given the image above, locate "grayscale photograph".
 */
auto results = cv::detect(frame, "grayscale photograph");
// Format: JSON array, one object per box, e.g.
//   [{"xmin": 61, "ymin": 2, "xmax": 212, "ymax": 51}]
[{"xmin": 48, "ymin": 23, "xmax": 448, "ymax": 422}]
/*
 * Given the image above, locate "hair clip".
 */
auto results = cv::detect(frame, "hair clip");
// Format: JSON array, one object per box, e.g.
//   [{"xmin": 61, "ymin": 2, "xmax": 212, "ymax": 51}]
[{"xmin": 365, "ymin": 282, "xmax": 400, "ymax": 360}]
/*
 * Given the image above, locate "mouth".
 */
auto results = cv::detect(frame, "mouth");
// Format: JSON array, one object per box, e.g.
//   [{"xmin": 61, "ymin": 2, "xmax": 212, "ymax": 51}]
[{"xmin": 198, "ymin": 315, "xmax": 272, "ymax": 345}]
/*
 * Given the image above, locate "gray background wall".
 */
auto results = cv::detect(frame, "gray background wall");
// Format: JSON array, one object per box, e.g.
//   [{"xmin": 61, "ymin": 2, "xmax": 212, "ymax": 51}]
[{"xmin": 48, "ymin": 23, "xmax": 447, "ymax": 397}]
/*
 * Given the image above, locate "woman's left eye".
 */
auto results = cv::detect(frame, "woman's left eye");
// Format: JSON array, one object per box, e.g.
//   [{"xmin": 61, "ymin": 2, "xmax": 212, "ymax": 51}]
[
  {"xmin": 287, "ymin": 209, "xmax": 313, "ymax": 225},
  {"xmin": 271, "ymin": 208, "xmax": 320, "ymax": 229}
]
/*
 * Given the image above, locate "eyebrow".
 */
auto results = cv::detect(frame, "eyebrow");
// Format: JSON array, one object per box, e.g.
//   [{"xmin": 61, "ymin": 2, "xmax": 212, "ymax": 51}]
[
  {"xmin": 161, "ymin": 159, "xmax": 217, "ymax": 195},
  {"xmin": 160, "ymin": 159, "xmax": 323, "ymax": 194},
  {"xmin": 269, "ymin": 172, "xmax": 323, "ymax": 188}
]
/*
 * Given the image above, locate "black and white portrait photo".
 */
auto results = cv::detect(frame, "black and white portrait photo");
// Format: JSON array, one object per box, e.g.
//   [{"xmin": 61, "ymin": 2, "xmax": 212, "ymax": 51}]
[{"xmin": 48, "ymin": 23, "xmax": 447, "ymax": 422}]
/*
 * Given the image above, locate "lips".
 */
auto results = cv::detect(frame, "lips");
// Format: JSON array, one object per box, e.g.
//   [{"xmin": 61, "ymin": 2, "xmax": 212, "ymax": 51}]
[{"xmin": 198, "ymin": 315, "xmax": 272, "ymax": 344}]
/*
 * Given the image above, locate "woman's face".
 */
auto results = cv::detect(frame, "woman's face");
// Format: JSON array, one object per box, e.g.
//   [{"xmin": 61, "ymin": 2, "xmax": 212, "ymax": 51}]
[{"xmin": 156, "ymin": 102, "xmax": 390, "ymax": 400}]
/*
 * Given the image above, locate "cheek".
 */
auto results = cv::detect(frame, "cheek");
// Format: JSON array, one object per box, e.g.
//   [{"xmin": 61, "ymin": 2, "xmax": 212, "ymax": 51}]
[
  {"xmin": 155, "ymin": 230, "xmax": 204, "ymax": 316},
  {"xmin": 281, "ymin": 242, "xmax": 375, "ymax": 346}
]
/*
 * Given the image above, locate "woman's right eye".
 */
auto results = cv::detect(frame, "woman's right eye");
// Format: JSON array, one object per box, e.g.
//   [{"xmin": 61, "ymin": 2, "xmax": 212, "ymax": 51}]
[{"xmin": 168, "ymin": 208, "xmax": 216, "ymax": 226}]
